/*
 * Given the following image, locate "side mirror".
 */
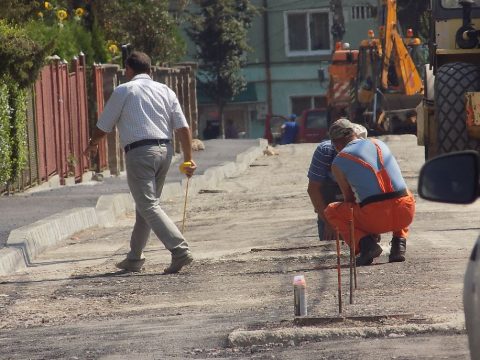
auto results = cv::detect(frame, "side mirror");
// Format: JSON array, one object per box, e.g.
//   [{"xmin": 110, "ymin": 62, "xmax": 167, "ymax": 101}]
[{"xmin": 418, "ymin": 151, "xmax": 480, "ymax": 204}]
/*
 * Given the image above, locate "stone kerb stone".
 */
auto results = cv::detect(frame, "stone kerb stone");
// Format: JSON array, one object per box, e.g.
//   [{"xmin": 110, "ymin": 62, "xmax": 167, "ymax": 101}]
[{"xmin": 6, "ymin": 207, "xmax": 98, "ymax": 264}]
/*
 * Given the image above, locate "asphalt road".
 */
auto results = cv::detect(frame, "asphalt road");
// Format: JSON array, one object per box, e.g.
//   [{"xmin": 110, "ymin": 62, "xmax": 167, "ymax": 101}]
[
  {"xmin": 0, "ymin": 139, "xmax": 261, "ymax": 248},
  {"xmin": 0, "ymin": 135, "xmax": 477, "ymax": 359}
]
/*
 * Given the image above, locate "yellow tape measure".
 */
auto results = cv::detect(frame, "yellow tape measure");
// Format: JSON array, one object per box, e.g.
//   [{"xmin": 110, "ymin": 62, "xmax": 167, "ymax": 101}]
[{"xmin": 179, "ymin": 161, "xmax": 192, "ymax": 174}]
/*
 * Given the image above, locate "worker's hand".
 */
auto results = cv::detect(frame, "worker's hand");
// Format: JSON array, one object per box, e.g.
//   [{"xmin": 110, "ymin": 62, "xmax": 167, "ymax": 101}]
[
  {"xmin": 84, "ymin": 144, "xmax": 99, "ymax": 158},
  {"xmin": 179, "ymin": 160, "xmax": 197, "ymax": 178}
]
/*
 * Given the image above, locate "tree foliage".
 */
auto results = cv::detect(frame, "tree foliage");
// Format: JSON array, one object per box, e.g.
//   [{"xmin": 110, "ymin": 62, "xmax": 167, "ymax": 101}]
[
  {"xmin": 0, "ymin": 21, "xmax": 50, "ymax": 89},
  {"xmin": 187, "ymin": 0, "xmax": 257, "ymax": 136},
  {"xmin": 93, "ymin": 0, "xmax": 186, "ymax": 65},
  {"xmin": 0, "ymin": 0, "xmax": 38, "ymax": 23}
]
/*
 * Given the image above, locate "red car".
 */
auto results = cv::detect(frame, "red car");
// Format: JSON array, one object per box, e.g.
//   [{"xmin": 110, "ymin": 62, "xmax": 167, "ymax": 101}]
[
  {"xmin": 264, "ymin": 108, "xmax": 329, "ymax": 144},
  {"xmin": 296, "ymin": 108, "xmax": 329, "ymax": 143}
]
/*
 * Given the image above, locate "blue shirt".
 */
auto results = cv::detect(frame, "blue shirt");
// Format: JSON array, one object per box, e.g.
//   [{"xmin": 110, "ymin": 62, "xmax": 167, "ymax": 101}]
[
  {"xmin": 333, "ymin": 139, "xmax": 407, "ymax": 203},
  {"xmin": 308, "ymin": 140, "xmax": 337, "ymax": 183},
  {"xmin": 280, "ymin": 121, "xmax": 299, "ymax": 144}
]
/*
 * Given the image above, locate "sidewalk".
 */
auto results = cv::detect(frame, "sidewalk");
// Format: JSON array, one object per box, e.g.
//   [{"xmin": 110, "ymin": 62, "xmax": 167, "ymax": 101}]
[{"xmin": 0, "ymin": 138, "xmax": 267, "ymax": 275}]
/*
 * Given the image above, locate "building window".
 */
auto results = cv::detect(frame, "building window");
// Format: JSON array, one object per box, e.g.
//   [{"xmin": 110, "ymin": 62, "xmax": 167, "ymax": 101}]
[
  {"xmin": 351, "ymin": 5, "xmax": 377, "ymax": 20},
  {"xmin": 291, "ymin": 96, "xmax": 327, "ymax": 116},
  {"xmin": 285, "ymin": 10, "xmax": 330, "ymax": 56}
]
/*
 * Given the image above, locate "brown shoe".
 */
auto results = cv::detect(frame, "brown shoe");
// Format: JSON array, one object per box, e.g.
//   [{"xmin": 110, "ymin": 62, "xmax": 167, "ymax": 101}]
[
  {"xmin": 164, "ymin": 252, "xmax": 193, "ymax": 274},
  {"xmin": 115, "ymin": 258, "xmax": 145, "ymax": 272}
]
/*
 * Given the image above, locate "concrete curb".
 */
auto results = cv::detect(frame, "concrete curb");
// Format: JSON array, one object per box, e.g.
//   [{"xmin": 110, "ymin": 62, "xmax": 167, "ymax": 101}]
[
  {"xmin": 227, "ymin": 319, "xmax": 466, "ymax": 347},
  {"xmin": 0, "ymin": 139, "xmax": 267, "ymax": 276}
]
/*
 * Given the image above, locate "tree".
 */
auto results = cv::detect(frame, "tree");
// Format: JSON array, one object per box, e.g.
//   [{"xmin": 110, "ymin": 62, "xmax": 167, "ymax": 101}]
[
  {"xmin": 187, "ymin": 0, "xmax": 257, "ymax": 138},
  {"xmin": 0, "ymin": 0, "xmax": 38, "ymax": 23},
  {"xmin": 92, "ymin": 0, "xmax": 186, "ymax": 65}
]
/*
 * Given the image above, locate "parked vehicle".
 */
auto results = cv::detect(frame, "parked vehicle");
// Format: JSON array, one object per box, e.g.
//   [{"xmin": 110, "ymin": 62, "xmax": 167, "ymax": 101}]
[
  {"xmin": 418, "ymin": 150, "xmax": 480, "ymax": 359},
  {"xmin": 326, "ymin": 42, "xmax": 359, "ymax": 123},
  {"xmin": 327, "ymin": 0, "xmax": 423, "ymax": 135},
  {"xmin": 417, "ymin": 0, "xmax": 480, "ymax": 160},
  {"xmin": 264, "ymin": 108, "xmax": 329, "ymax": 145},
  {"xmin": 295, "ymin": 108, "xmax": 329, "ymax": 143}
]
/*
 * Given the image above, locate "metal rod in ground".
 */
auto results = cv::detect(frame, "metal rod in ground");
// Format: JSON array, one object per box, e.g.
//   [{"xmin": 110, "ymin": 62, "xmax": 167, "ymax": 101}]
[
  {"xmin": 349, "ymin": 218, "xmax": 354, "ymax": 305},
  {"xmin": 335, "ymin": 228, "xmax": 342, "ymax": 314},
  {"xmin": 351, "ymin": 207, "xmax": 357, "ymax": 289},
  {"xmin": 181, "ymin": 177, "xmax": 190, "ymax": 234}
]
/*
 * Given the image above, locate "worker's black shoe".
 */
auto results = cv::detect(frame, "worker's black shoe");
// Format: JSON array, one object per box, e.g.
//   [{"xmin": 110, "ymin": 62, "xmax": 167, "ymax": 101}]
[
  {"xmin": 389, "ymin": 237, "xmax": 406, "ymax": 262},
  {"xmin": 356, "ymin": 235, "xmax": 383, "ymax": 266}
]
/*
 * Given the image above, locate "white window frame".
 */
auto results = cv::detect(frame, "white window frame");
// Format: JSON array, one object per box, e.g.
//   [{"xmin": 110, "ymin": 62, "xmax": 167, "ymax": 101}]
[
  {"xmin": 289, "ymin": 94, "xmax": 327, "ymax": 115},
  {"xmin": 284, "ymin": 9, "xmax": 332, "ymax": 57}
]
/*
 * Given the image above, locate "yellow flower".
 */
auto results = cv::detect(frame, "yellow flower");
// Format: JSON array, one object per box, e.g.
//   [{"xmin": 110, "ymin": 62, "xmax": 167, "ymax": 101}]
[
  {"xmin": 44, "ymin": 2, "xmax": 53, "ymax": 10},
  {"xmin": 108, "ymin": 44, "xmax": 119, "ymax": 55},
  {"xmin": 75, "ymin": 8, "xmax": 84, "ymax": 17},
  {"xmin": 57, "ymin": 9, "xmax": 68, "ymax": 21},
  {"xmin": 37, "ymin": 11, "xmax": 44, "ymax": 18}
]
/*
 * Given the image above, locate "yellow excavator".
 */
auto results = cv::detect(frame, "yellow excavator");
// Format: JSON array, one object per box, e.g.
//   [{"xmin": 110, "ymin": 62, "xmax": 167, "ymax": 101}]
[{"xmin": 349, "ymin": 0, "xmax": 424, "ymax": 134}]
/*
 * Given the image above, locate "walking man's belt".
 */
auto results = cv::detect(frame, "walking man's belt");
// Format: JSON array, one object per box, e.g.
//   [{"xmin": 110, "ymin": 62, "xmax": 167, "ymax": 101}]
[
  {"xmin": 124, "ymin": 139, "xmax": 171, "ymax": 153},
  {"xmin": 360, "ymin": 189, "xmax": 409, "ymax": 207}
]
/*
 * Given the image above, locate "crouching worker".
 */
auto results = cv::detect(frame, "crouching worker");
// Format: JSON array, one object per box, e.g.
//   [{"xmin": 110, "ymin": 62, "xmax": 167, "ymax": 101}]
[
  {"xmin": 307, "ymin": 121, "xmax": 368, "ymax": 240},
  {"xmin": 324, "ymin": 119, "xmax": 415, "ymax": 265}
]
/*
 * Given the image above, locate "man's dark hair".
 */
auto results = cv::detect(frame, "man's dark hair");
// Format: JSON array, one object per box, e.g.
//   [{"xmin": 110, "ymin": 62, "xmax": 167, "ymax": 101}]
[{"xmin": 125, "ymin": 51, "xmax": 151, "ymax": 74}]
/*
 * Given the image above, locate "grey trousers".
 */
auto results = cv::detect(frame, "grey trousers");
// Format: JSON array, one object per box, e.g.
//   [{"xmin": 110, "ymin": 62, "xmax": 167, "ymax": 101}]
[{"xmin": 125, "ymin": 143, "xmax": 190, "ymax": 260}]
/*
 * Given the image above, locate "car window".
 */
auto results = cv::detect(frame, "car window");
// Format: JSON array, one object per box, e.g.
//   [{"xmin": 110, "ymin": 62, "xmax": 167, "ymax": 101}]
[
  {"xmin": 441, "ymin": 0, "xmax": 480, "ymax": 8},
  {"xmin": 306, "ymin": 111, "xmax": 328, "ymax": 129}
]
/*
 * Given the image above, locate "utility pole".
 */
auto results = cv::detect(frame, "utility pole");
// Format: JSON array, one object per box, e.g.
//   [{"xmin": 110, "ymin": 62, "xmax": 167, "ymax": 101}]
[
  {"xmin": 330, "ymin": 0, "xmax": 346, "ymax": 47},
  {"xmin": 263, "ymin": 0, "xmax": 273, "ymax": 115}
]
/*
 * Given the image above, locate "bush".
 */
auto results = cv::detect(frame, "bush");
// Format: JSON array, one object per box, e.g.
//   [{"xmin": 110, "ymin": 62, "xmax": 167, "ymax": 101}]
[
  {"xmin": 0, "ymin": 82, "xmax": 12, "ymax": 187},
  {"xmin": 9, "ymin": 82, "xmax": 28, "ymax": 182},
  {"xmin": 0, "ymin": 20, "xmax": 50, "ymax": 88}
]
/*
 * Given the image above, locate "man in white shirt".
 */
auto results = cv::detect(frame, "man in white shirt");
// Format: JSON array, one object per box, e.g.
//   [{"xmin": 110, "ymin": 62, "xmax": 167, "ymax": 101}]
[{"xmin": 85, "ymin": 51, "xmax": 196, "ymax": 274}]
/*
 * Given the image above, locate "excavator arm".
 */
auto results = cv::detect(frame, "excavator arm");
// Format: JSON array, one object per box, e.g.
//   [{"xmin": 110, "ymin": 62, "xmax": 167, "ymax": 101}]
[{"xmin": 381, "ymin": 0, "xmax": 423, "ymax": 95}]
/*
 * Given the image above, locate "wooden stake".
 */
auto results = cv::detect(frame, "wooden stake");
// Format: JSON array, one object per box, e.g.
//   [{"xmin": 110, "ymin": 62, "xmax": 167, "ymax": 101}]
[
  {"xmin": 350, "ymin": 207, "xmax": 357, "ymax": 289},
  {"xmin": 335, "ymin": 228, "xmax": 342, "ymax": 314},
  {"xmin": 349, "ymin": 217, "xmax": 354, "ymax": 305}
]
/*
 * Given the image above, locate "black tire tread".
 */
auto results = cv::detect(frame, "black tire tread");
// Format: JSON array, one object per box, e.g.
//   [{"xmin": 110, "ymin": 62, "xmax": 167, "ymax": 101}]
[{"xmin": 435, "ymin": 62, "xmax": 480, "ymax": 154}]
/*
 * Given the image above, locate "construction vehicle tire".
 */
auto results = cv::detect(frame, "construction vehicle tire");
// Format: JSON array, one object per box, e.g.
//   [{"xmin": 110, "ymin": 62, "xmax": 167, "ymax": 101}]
[{"xmin": 435, "ymin": 62, "xmax": 480, "ymax": 155}]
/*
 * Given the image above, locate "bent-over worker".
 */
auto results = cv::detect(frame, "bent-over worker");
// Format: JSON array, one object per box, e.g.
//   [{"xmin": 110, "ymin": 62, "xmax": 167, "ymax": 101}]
[
  {"xmin": 324, "ymin": 119, "xmax": 415, "ymax": 265},
  {"xmin": 307, "ymin": 121, "xmax": 368, "ymax": 240}
]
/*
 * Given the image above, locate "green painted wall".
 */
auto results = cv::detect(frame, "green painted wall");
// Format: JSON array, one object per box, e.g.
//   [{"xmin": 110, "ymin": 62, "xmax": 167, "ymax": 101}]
[{"xmin": 181, "ymin": 0, "xmax": 379, "ymax": 139}]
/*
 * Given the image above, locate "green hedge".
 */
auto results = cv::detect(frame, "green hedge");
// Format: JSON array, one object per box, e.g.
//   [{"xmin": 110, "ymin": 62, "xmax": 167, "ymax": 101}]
[
  {"xmin": 10, "ymin": 82, "xmax": 28, "ymax": 183},
  {"xmin": 0, "ymin": 81, "xmax": 12, "ymax": 187},
  {"xmin": 0, "ymin": 78, "xmax": 28, "ymax": 188}
]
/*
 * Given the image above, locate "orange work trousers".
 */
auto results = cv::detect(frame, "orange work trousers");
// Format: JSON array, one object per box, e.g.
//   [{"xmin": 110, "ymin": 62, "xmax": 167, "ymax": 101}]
[{"xmin": 324, "ymin": 192, "xmax": 415, "ymax": 254}]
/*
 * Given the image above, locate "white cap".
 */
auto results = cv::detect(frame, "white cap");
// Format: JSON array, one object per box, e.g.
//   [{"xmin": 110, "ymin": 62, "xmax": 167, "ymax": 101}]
[{"xmin": 352, "ymin": 123, "xmax": 368, "ymax": 139}]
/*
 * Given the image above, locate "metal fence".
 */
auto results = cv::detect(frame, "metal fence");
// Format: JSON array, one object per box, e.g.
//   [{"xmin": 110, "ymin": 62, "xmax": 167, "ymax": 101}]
[
  {"xmin": 1, "ymin": 56, "xmax": 198, "ymax": 194},
  {"xmin": 34, "ymin": 55, "xmax": 90, "ymax": 186}
]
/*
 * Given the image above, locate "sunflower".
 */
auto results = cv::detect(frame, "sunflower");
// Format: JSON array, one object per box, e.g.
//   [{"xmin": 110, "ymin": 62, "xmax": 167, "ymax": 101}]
[
  {"xmin": 57, "ymin": 9, "xmax": 68, "ymax": 21},
  {"xmin": 75, "ymin": 8, "xmax": 84, "ymax": 17},
  {"xmin": 108, "ymin": 44, "xmax": 119, "ymax": 55},
  {"xmin": 44, "ymin": 2, "xmax": 53, "ymax": 10}
]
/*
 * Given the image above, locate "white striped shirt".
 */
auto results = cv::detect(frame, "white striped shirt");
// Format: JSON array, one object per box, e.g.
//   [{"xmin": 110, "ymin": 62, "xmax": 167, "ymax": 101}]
[{"xmin": 96, "ymin": 74, "xmax": 189, "ymax": 147}]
